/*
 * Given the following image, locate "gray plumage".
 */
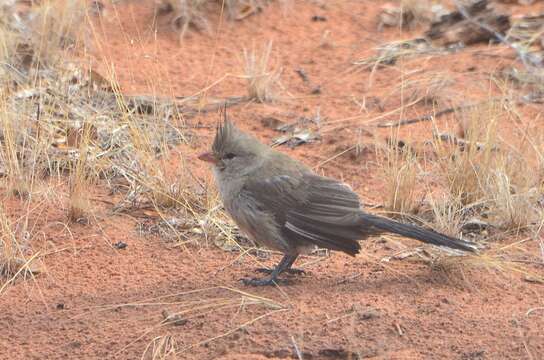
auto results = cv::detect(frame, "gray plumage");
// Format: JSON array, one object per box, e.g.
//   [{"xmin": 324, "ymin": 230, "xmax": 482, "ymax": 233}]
[{"xmin": 199, "ymin": 119, "xmax": 478, "ymax": 286}]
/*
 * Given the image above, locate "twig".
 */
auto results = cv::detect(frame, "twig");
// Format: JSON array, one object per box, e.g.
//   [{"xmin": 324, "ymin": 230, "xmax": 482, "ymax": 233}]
[
  {"xmin": 394, "ymin": 322, "xmax": 404, "ymax": 336},
  {"xmin": 0, "ymin": 251, "xmax": 41, "ymax": 295},
  {"xmin": 325, "ymin": 310, "xmax": 357, "ymax": 324},
  {"xmin": 336, "ymin": 272, "xmax": 363, "ymax": 285},
  {"xmin": 377, "ymin": 106, "xmax": 458, "ymax": 128},
  {"xmin": 40, "ymin": 244, "xmax": 92, "ymax": 257},
  {"xmin": 377, "ymin": 96, "xmax": 509, "ymax": 128},
  {"xmin": 122, "ymin": 94, "xmax": 248, "ymax": 119},
  {"xmin": 526, "ymin": 307, "xmax": 544, "ymax": 316},
  {"xmin": 313, "ymin": 145, "xmax": 356, "ymax": 169},
  {"xmin": 291, "ymin": 335, "xmax": 304, "ymax": 360}
]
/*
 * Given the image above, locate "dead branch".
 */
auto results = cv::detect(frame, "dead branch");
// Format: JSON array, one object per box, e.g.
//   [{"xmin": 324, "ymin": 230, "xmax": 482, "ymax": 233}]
[
  {"xmin": 452, "ymin": 0, "xmax": 542, "ymax": 72},
  {"xmin": 377, "ymin": 106, "xmax": 458, "ymax": 128},
  {"xmin": 123, "ymin": 94, "xmax": 247, "ymax": 118},
  {"xmin": 377, "ymin": 96, "xmax": 516, "ymax": 128},
  {"xmin": 427, "ymin": 0, "xmax": 510, "ymax": 47}
]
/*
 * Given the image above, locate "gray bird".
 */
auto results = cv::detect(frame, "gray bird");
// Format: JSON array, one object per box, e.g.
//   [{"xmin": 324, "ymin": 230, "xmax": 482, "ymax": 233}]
[{"xmin": 199, "ymin": 117, "xmax": 478, "ymax": 286}]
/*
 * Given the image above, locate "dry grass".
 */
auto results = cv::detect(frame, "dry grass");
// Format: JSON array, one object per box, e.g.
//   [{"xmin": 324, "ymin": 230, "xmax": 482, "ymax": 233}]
[
  {"xmin": 27, "ymin": 0, "xmax": 87, "ymax": 66},
  {"xmin": 223, "ymin": 0, "xmax": 272, "ymax": 19},
  {"xmin": 0, "ymin": 0, "xmax": 206, "ymax": 278},
  {"xmin": 0, "ymin": 201, "xmax": 41, "ymax": 296},
  {"xmin": 0, "ymin": 0, "xmax": 90, "ymax": 200},
  {"xmin": 0, "ymin": 0, "xmax": 87, "ymax": 70},
  {"xmin": 385, "ymin": 71, "xmax": 454, "ymax": 109},
  {"xmin": 400, "ymin": 0, "xmax": 431, "ymax": 28},
  {"xmin": 156, "ymin": 0, "xmax": 210, "ymax": 37},
  {"xmin": 142, "ymin": 335, "xmax": 178, "ymax": 360},
  {"xmin": 437, "ymin": 102, "xmax": 543, "ymax": 233},
  {"xmin": 376, "ymin": 92, "xmax": 544, "ymax": 243},
  {"xmin": 0, "ymin": 204, "xmax": 24, "ymax": 278},
  {"xmin": 426, "ymin": 194, "xmax": 465, "ymax": 238},
  {"xmin": 380, "ymin": 140, "xmax": 419, "ymax": 216},
  {"xmin": 83, "ymin": 287, "xmax": 285, "ymax": 356},
  {"xmin": 67, "ymin": 122, "xmax": 94, "ymax": 223},
  {"xmin": 155, "ymin": 0, "xmax": 275, "ymax": 36},
  {"xmin": 0, "ymin": 0, "xmax": 199, "ymax": 225},
  {"xmin": 436, "ymin": 104, "xmax": 501, "ymax": 205},
  {"xmin": 243, "ymin": 41, "xmax": 282, "ymax": 103},
  {"xmin": 484, "ymin": 164, "xmax": 541, "ymax": 231},
  {"xmin": 1, "ymin": 2, "xmax": 543, "ymax": 358},
  {"xmin": 0, "ymin": 99, "xmax": 31, "ymax": 198}
]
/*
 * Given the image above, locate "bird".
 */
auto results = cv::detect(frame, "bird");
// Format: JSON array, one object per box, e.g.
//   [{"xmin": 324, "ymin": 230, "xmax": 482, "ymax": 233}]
[{"xmin": 198, "ymin": 115, "xmax": 479, "ymax": 286}]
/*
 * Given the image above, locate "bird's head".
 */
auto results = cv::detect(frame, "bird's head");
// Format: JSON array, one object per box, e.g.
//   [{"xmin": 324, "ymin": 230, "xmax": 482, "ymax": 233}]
[{"xmin": 198, "ymin": 112, "xmax": 268, "ymax": 177}]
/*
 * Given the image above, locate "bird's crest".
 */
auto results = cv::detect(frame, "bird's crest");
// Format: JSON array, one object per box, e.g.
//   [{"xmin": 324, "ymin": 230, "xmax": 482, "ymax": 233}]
[{"xmin": 212, "ymin": 106, "xmax": 236, "ymax": 155}]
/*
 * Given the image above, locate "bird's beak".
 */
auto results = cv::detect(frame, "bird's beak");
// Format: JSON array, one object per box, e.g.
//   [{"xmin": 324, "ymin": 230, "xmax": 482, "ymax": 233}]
[{"xmin": 198, "ymin": 152, "xmax": 218, "ymax": 164}]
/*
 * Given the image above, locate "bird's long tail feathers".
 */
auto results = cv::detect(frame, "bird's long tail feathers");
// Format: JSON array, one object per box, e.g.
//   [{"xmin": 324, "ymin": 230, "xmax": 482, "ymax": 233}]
[{"xmin": 358, "ymin": 213, "xmax": 479, "ymax": 252}]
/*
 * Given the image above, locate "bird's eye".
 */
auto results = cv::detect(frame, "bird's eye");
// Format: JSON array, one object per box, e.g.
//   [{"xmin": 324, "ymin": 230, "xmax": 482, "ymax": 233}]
[{"xmin": 223, "ymin": 153, "xmax": 236, "ymax": 160}]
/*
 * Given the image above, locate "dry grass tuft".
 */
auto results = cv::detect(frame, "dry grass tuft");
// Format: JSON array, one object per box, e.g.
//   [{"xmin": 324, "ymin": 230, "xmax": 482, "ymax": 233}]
[
  {"xmin": 156, "ymin": 0, "xmax": 210, "ymax": 37},
  {"xmin": 0, "ymin": 0, "xmax": 87, "ymax": 70},
  {"xmin": 386, "ymin": 71, "xmax": 453, "ymax": 108},
  {"xmin": 376, "ymin": 95, "xmax": 543, "ymax": 244},
  {"xmin": 0, "ymin": 204, "xmax": 40, "ymax": 290},
  {"xmin": 0, "ymin": 101, "xmax": 32, "ymax": 198},
  {"xmin": 380, "ymin": 140, "xmax": 419, "ymax": 216},
  {"xmin": 243, "ymin": 41, "xmax": 282, "ymax": 103},
  {"xmin": 484, "ymin": 168, "xmax": 541, "ymax": 231},
  {"xmin": 431, "ymin": 101, "xmax": 543, "ymax": 236},
  {"xmin": 142, "ymin": 335, "xmax": 178, "ymax": 360},
  {"xmin": 436, "ymin": 103, "xmax": 501, "ymax": 205},
  {"xmin": 0, "ymin": 204, "xmax": 24, "ymax": 278},
  {"xmin": 0, "ymin": 1, "xmax": 195, "ymax": 226},
  {"xmin": 426, "ymin": 194, "xmax": 465, "ymax": 238},
  {"xmin": 67, "ymin": 123, "xmax": 94, "ymax": 223},
  {"xmin": 27, "ymin": 0, "xmax": 87, "ymax": 66}
]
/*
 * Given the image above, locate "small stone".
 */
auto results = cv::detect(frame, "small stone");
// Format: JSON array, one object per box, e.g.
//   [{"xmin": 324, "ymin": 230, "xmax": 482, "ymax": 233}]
[
  {"xmin": 113, "ymin": 241, "xmax": 127, "ymax": 250},
  {"xmin": 311, "ymin": 85, "xmax": 322, "ymax": 94},
  {"xmin": 311, "ymin": 15, "xmax": 327, "ymax": 22}
]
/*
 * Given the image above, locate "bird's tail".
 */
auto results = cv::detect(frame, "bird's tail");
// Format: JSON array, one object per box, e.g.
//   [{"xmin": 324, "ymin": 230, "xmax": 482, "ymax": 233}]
[{"xmin": 358, "ymin": 213, "xmax": 479, "ymax": 252}]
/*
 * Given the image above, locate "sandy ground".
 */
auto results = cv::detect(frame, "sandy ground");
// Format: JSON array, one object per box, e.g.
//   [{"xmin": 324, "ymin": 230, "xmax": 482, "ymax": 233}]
[{"xmin": 1, "ymin": 1, "xmax": 544, "ymax": 359}]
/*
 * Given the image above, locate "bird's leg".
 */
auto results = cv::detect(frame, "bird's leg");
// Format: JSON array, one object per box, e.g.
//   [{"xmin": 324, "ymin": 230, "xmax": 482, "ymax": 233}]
[
  {"xmin": 255, "ymin": 255, "xmax": 305, "ymax": 275},
  {"xmin": 243, "ymin": 254, "xmax": 299, "ymax": 286}
]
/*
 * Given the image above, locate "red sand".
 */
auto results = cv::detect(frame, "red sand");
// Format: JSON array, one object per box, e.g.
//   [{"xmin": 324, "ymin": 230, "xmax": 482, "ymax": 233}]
[{"xmin": 1, "ymin": 1, "xmax": 543, "ymax": 359}]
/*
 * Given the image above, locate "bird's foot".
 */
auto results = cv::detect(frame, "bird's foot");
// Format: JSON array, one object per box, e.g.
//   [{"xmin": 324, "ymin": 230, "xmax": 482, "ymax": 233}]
[{"xmin": 255, "ymin": 267, "xmax": 306, "ymax": 276}]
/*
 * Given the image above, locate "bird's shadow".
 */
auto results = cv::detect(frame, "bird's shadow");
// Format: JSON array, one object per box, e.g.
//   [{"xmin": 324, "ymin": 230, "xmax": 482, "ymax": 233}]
[{"xmin": 243, "ymin": 262, "xmax": 482, "ymax": 296}]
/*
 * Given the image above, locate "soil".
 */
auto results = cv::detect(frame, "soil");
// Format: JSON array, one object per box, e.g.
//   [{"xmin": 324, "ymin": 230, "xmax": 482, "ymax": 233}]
[{"xmin": 1, "ymin": 1, "xmax": 544, "ymax": 359}]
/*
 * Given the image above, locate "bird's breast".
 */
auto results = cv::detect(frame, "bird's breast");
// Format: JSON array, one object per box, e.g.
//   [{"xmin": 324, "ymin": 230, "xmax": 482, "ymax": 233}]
[{"xmin": 223, "ymin": 191, "xmax": 293, "ymax": 254}]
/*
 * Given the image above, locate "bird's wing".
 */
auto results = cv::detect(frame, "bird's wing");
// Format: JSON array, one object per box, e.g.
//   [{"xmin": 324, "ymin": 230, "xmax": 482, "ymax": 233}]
[{"xmin": 242, "ymin": 173, "xmax": 366, "ymax": 255}]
